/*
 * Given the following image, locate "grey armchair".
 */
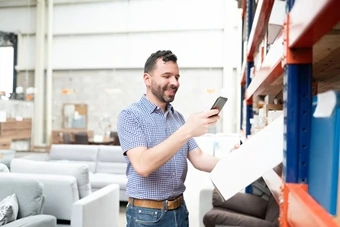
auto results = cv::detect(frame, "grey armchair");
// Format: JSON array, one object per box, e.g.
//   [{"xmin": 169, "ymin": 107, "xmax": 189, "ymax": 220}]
[{"xmin": 0, "ymin": 174, "xmax": 56, "ymax": 227}]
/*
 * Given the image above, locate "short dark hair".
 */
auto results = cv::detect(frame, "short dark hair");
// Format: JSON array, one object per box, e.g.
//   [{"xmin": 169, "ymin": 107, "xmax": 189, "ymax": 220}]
[{"xmin": 144, "ymin": 50, "xmax": 177, "ymax": 73}]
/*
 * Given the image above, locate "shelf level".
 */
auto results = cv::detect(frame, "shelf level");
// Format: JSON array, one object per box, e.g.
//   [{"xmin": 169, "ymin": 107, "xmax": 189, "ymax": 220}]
[
  {"xmin": 286, "ymin": 184, "xmax": 339, "ymax": 227},
  {"xmin": 245, "ymin": 36, "xmax": 284, "ymax": 100},
  {"xmin": 246, "ymin": 0, "xmax": 274, "ymax": 59},
  {"xmin": 289, "ymin": 0, "xmax": 340, "ymax": 48}
]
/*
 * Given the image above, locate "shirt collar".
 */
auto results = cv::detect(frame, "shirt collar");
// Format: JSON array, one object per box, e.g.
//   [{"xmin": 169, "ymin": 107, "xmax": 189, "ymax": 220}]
[{"xmin": 140, "ymin": 95, "xmax": 174, "ymax": 114}]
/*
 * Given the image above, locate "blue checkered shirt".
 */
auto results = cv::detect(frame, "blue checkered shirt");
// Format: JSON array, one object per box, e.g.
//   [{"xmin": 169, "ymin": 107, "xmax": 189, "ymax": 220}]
[{"xmin": 117, "ymin": 95, "xmax": 198, "ymax": 200}]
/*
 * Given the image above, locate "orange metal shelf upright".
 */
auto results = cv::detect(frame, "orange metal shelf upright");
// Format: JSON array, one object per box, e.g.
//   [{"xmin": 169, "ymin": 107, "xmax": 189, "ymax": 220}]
[{"xmin": 240, "ymin": 61, "xmax": 246, "ymax": 85}]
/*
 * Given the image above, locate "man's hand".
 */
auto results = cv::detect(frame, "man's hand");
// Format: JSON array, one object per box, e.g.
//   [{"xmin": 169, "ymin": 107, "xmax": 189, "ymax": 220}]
[
  {"xmin": 234, "ymin": 144, "xmax": 241, "ymax": 149},
  {"xmin": 183, "ymin": 109, "xmax": 220, "ymax": 137},
  {"xmin": 229, "ymin": 143, "xmax": 241, "ymax": 153}
]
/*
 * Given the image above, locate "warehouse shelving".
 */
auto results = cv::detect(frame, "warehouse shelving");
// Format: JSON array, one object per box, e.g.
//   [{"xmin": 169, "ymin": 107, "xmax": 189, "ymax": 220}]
[{"xmin": 239, "ymin": 0, "xmax": 340, "ymax": 226}]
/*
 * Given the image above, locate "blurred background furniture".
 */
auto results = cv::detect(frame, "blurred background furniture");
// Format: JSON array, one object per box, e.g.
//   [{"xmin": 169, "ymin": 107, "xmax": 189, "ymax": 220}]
[
  {"xmin": 0, "ymin": 149, "xmax": 15, "ymax": 168},
  {"xmin": 9, "ymin": 159, "xmax": 120, "ymax": 227},
  {"xmin": 0, "ymin": 174, "xmax": 57, "ymax": 227},
  {"xmin": 109, "ymin": 131, "xmax": 120, "ymax": 145},
  {"xmin": 16, "ymin": 144, "xmax": 128, "ymax": 201},
  {"xmin": 51, "ymin": 130, "xmax": 93, "ymax": 144},
  {"xmin": 74, "ymin": 132, "xmax": 89, "ymax": 144}
]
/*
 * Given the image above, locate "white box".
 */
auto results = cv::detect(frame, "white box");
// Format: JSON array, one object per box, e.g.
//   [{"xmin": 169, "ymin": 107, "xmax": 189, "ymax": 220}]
[
  {"xmin": 210, "ymin": 114, "xmax": 283, "ymax": 201},
  {"xmin": 268, "ymin": 0, "xmax": 286, "ymax": 44}
]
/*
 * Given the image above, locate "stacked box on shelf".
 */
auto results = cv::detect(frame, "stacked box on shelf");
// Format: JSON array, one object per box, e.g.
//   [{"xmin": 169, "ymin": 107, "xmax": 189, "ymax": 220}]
[{"xmin": 309, "ymin": 90, "xmax": 340, "ymax": 218}]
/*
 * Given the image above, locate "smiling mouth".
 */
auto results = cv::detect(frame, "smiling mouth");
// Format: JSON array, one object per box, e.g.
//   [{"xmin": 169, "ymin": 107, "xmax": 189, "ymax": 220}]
[{"xmin": 167, "ymin": 89, "xmax": 177, "ymax": 95}]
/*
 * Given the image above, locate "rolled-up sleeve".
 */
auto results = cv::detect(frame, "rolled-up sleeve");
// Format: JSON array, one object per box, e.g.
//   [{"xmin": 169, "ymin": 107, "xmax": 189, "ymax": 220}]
[
  {"xmin": 188, "ymin": 138, "xmax": 198, "ymax": 152},
  {"xmin": 117, "ymin": 110, "xmax": 147, "ymax": 155}
]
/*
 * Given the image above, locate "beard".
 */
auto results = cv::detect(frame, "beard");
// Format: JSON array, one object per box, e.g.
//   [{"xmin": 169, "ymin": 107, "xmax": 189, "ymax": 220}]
[{"xmin": 150, "ymin": 81, "xmax": 178, "ymax": 103}]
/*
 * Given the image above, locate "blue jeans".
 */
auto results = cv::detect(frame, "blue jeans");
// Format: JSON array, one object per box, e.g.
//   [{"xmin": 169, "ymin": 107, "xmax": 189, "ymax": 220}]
[{"xmin": 126, "ymin": 199, "xmax": 189, "ymax": 227}]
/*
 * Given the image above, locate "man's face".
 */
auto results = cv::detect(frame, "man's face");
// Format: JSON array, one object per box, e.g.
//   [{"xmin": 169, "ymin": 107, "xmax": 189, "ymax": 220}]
[{"xmin": 147, "ymin": 58, "xmax": 180, "ymax": 103}]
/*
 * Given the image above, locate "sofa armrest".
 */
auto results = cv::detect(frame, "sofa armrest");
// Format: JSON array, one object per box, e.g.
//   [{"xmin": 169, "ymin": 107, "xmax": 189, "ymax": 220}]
[
  {"xmin": 4, "ymin": 215, "xmax": 56, "ymax": 227},
  {"xmin": 71, "ymin": 184, "xmax": 120, "ymax": 227},
  {"xmin": 198, "ymin": 188, "xmax": 214, "ymax": 227}
]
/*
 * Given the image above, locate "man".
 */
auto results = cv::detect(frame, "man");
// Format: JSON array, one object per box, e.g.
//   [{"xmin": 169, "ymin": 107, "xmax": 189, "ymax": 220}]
[{"xmin": 117, "ymin": 50, "xmax": 221, "ymax": 227}]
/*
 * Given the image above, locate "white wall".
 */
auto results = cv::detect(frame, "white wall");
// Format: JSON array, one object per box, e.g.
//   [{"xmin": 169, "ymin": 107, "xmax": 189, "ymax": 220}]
[
  {"xmin": 1, "ymin": 0, "xmax": 226, "ymax": 70},
  {"xmin": 0, "ymin": 0, "xmax": 242, "ymax": 142}
]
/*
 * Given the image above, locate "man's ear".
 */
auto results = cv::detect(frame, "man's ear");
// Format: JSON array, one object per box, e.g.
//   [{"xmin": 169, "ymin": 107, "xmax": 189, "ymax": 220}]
[{"xmin": 144, "ymin": 73, "xmax": 151, "ymax": 86}]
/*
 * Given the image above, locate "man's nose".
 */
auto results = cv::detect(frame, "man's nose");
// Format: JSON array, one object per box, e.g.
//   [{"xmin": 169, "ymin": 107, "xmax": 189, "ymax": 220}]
[{"xmin": 169, "ymin": 76, "xmax": 179, "ymax": 86}]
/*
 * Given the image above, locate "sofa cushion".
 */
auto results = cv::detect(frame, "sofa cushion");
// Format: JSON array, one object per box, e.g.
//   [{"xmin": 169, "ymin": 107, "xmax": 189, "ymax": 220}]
[
  {"xmin": 50, "ymin": 144, "xmax": 99, "ymax": 173},
  {"xmin": 0, "ymin": 194, "xmax": 19, "ymax": 225},
  {"xmin": 4, "ymin": 215, "xmax": 57, "ymax": 227},
  {"xmin": 212, "ymin": 190, "xmax": 268, "ymax": 219},
  {"xmin": 11, "ymin": 159, "xmax": 91, "ymax": 199},
  {"xmin": 91, "ymin": 173, "xmax": 127, "ymax": 190},
  {"xmin": 0, "ymin": 174, "xmax": 44, "ymax": 219},
  {"xmin": 203, "ymin": 207, "xmax": 275, "ymax": 227},
  {"xmin": 96, "ymin": 146, "xmax": 126, "ymax": 174}
]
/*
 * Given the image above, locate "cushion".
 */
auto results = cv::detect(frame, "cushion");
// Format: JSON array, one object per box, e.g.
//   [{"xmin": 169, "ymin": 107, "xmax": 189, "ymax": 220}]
[
  {"xmin": 203, "ymin": 207, "xmax": 275, "ymax": 227},
  {"xmin": 10, "ymin": 159, "xmax": 91, "ymax": 199},
  {"xmin": 0, "ymin": 194, "xmax": 19, "ymax": 226},
  {"xmin": 96, "ymin": 146, "xmax": 126, "ymax": 174},
  {"xmin": 212, "ymin": 189, "xmax": 268, "ymax": 219},
  {"xmin": 50, "ymin": 144, "xmax": 99, "ymax": 172},
  {"xmin": 0, "ymin": 175, "xmax": 45, "ymax": 219}
]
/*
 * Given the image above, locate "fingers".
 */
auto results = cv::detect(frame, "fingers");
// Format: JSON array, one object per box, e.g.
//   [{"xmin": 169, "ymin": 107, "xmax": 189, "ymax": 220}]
[
  {"xmin": 206, "ymin": 115, "xmax": 219, "ymax": 124},
  {"xmin": 203, "ymin": 109, "xmax": 220, "ymax": 118}
]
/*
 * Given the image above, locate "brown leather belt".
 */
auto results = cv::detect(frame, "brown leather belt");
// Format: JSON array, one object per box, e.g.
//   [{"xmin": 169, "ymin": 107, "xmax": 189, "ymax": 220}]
[{"xmin": 128, "ymin": 195, "xmax": 184, "ymax": 210}]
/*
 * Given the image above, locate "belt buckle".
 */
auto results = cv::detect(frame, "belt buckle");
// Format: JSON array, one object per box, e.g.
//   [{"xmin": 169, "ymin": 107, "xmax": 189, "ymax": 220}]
[{"xmin": 165, "ymin": 199, "xmax": 169, "ymax": 209}]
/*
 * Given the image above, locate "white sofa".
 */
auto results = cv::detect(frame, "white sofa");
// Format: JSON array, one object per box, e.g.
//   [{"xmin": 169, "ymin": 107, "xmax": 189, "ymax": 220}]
[
  {"xmin": 20, "ymin": 144, "xmax": 128, "ymax": 201},
  {"xmin": 7, "ymin": 159, "xmax": 120, "ymax": 227}
]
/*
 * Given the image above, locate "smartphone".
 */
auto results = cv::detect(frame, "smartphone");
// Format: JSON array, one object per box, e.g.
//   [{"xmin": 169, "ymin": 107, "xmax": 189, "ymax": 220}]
[{"xmin": 210, "ymin": 96, "xmax": 228, "ymax": 116}]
